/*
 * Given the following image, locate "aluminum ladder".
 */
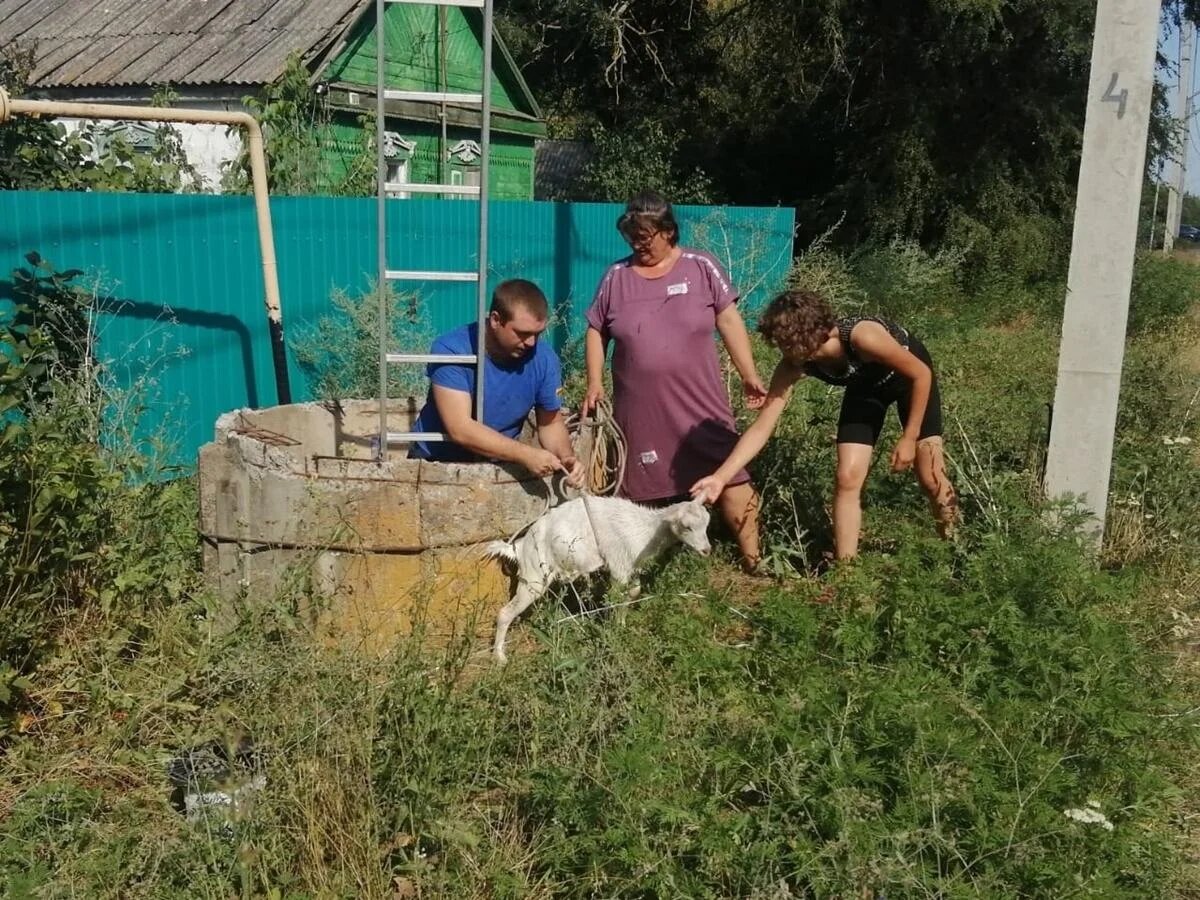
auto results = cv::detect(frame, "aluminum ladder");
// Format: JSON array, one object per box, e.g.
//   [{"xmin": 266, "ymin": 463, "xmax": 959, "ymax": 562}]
[{"xmin": 375, "ymin": 0, "xmax": 494, "ymax": 458}]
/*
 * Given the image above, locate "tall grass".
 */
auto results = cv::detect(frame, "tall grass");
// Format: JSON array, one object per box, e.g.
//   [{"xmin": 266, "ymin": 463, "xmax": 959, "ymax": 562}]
[{"xmin": 3, "ymin": 245, "xmax": 1200, "ymax": 897}]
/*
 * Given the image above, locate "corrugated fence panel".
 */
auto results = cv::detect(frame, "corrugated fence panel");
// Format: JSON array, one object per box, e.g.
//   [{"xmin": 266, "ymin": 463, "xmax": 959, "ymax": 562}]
[{"xmin": 0, "ymin": 191, "xmax": 795, "ymax": 468}]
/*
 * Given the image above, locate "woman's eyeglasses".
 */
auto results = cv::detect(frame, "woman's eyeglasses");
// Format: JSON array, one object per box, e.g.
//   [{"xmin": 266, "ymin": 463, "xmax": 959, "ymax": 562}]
[{"xmin": 626, "ymin": 230, "xmax": 662, "ymax": 247}]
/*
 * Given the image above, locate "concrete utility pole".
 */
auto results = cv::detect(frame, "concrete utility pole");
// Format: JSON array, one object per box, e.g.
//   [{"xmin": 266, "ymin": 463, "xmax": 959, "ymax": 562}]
[
  {"xmin": 1043, "ymin": 0, "xmax": 1160, "ymax": 542},
  {"xmin": 1164, "ymin": 20, "xmax": 1195, "ymax": 254}
]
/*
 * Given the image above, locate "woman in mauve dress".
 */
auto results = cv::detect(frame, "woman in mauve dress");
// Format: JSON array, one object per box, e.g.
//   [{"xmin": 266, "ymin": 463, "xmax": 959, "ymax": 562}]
[{"xmin": 581, "ymin": 191, "xmax": 766, "ymax": 572}]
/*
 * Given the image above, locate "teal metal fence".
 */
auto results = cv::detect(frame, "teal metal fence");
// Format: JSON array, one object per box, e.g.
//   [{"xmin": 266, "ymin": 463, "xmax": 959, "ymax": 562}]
[{"xmin": 0, "ymin": 192, "xmax": 795, "ymax": 467}]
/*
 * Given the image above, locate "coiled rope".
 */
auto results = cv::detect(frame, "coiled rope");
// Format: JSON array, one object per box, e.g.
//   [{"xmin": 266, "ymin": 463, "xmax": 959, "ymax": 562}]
[
  {"xmin": 565, "ymin": 397, "xmax": 627, "ymax": 497},
  {"xmin": 498, "ymin": 399, "xmax": 628, "ymax": 546}
]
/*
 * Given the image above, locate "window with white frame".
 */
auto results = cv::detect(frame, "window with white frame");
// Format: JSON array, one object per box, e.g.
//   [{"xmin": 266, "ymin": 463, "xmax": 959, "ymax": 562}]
[
  {"xmin": 446, "ymin": 140, "xmax": 482, "ymax": 199},
  {"xmin": 385, "ymin": 159, "xmax": 409, "ymax": 198},
  {"xmin": 383, "ymin": 131, "xmax": 415, "ymax": 199}
]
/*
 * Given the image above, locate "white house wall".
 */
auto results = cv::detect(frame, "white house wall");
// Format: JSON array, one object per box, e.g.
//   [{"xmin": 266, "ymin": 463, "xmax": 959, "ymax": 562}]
[{"xmin": 54, "ymin": 96, "xmax": 253, "ymax": 193}]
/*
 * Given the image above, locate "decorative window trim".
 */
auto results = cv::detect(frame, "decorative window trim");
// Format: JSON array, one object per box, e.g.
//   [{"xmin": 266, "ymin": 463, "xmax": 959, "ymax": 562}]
[
  {"xmin": 383, "ymin": 131, "xmax": 416, "ymax": 160},
  {"xmin": 89, "ymin": 121, "xmax": 160, "ymax": 157},
  {"xmin": 446, "ymin": 139, "xmax": 482, "ymax": 165}
]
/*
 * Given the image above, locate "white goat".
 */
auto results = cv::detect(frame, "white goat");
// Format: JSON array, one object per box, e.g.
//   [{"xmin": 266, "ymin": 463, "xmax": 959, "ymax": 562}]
[{"xmin": 485, "ymin": 495, "xmax": 712, "ymax": 663}]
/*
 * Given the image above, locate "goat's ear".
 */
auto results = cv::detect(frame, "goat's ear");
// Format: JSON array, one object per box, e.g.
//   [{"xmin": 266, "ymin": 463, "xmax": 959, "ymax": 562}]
[{"xmin": 684, "ymin": 497, "xmax": 711, "ymax": 523}]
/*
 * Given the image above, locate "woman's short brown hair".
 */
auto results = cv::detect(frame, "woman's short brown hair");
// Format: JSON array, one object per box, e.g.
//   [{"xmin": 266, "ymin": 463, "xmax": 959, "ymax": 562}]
[
  {"xmin": 616, "ymin": 190, "xmax": 680, "ymax": 246},
  {"xmin": 757, "ymin": 289, "xmax": 837, "ymax": 358}
]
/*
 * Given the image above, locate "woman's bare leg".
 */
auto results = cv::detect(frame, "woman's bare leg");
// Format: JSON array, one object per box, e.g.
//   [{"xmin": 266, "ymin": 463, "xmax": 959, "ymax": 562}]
[
  {"xmin": 915, "ymin": 436, "xmax": 958, "ymax": 538},
  {"xmin": 718, "ymin": 481, "xmax": 762, "ymax": 572},
  {"xmin": 833, "ymin": 443, "xmax": 874, "ymax": 559}
]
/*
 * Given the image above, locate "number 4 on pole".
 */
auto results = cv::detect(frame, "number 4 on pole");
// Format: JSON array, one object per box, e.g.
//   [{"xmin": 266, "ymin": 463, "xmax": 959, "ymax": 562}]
[{"xmin": 1101, "ymin": 72, "xmax": 1128, "ymax": 118}]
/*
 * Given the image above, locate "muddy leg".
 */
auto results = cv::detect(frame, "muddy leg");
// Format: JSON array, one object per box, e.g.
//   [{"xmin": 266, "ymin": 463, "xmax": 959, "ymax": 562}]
[
  {"xmin": 915, "ymin": 436, "xmax": 958, "ymax": 539},
  {"xmin": 717, "ymin": 482, "xmax": 762, "ymax": 572}
]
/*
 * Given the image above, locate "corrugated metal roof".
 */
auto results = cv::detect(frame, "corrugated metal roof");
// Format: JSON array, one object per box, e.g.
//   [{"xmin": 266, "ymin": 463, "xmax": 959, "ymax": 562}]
[
  {"xmin": 534, "ymin": 139, "xmax": 593, "ymax": 201},
  {"xmin": 0, "ymin": 0, "xmax": 369, "ymax": 88}
]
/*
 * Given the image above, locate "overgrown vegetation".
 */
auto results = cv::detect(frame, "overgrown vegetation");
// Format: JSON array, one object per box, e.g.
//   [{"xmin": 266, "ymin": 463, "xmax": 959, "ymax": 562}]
[
  {"xmin": 289, "ymin": 281, "xmax": 435, "ymax": 402},
  {"xmin": 221, "ymin": 54, "xmax": 376, "ymax": 197},
  {"xmin": 498, "ymin": 1, "xmax": 1198, "ymax": 252},
  {"xmin": 0, "ymin": 253, "xmax": 199, "ymax": 733},
  {"xmin": 3, "ymin": 240, "xmax": 1199, "ymax": 897},
  {"xmin": 0, "ymin": 43, "xmax": 205, "ymax": 193}
]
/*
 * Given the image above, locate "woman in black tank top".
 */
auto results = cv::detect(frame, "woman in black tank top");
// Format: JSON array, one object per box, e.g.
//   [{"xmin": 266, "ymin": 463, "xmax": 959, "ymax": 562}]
[{"xmin": 691, "ymin": 290, "xmax": 958, "ymax": 561}]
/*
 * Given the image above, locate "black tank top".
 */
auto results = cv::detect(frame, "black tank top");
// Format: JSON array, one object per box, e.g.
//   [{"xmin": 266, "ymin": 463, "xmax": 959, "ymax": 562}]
[{"xmin": 803, "ymin": 316, "xmax": 909, "ymax": 389}]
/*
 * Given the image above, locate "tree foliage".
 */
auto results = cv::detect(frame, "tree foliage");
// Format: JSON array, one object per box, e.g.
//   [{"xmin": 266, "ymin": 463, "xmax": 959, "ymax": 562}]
[
  {"xmin": 1, "ymin": 42, "xmax": 204, "ymax": 193},
  {"xmin": 579, "ymin": 120, "xmax": 714, "ymax": 204},
  {"xmin": 500, "ymin": 0, "xmax": 1200, "ymax": 259},
  {"xmin": 222, "ymin": 54, "xmax": 376, "ymax": 197}
]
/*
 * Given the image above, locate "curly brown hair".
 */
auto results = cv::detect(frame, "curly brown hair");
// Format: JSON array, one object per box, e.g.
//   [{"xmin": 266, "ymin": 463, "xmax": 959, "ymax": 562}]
[{"xmin": 757, "ymin": 289, "xmax": 837, "ymax": 358}]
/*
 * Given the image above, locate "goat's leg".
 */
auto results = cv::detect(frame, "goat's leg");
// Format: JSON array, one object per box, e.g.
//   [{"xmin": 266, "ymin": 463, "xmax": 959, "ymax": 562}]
[
  {"xmin": 612, "ymin": 580, "xmax": 641, "ymax": 627},
  {"xmin": 493, "ymin": 579, "xmax": 546, "ymax": 664}
]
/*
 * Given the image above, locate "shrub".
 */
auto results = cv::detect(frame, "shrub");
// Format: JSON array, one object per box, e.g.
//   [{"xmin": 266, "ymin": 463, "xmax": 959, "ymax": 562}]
[
  {"xmin": 786, "ymin": 245, "xmax": 864, "ymax": 312},
  {"xmin": 0, "ymin": 254, "xmax": 200, "ymax": 736},
  {"xmin": 1, "ymin": 45, "xmax": 204, "ymax": 193},
  {"xmin": 852, "ymin": 239, "xmax": 967, "ymax": 323},
  {"xmin": 1128, "ymin": 250, "xmax": 1200, "ymax": 335},
  {"xmin": 577, "ymin": 120, "xmax": 715, "ymax": 204},
  {"xmin": 943, "ymin": 176, "xmax": 1069, "ymax": 292},
  {"xmin": 289, "ymin": 282, "xmax": 435, "ymax": 402},
  {"xmin": 1, "ymin": 257, "xmax": 116, "ymax": 685}
]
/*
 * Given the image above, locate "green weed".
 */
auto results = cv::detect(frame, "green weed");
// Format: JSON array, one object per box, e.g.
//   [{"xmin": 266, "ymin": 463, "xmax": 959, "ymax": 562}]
[
  {"xmin": 289, "ymin": 282, "xmax": 435, "ymax": 403},
  {"xmin": 3, "ymin": 247, "xmax": 1200, "ymax": 898}
]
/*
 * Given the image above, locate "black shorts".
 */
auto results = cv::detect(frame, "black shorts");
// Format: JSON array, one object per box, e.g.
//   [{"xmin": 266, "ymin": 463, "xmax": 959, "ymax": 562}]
[{"xmin": 836, "ymin": 337, "xmax": 943, "ymax": 446}]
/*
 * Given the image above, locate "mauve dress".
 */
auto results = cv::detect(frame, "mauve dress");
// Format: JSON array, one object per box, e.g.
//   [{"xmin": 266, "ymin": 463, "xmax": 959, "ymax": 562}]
[{"xmin": 585, "ymin": 248, "xmax": 751, "ymax": 502}]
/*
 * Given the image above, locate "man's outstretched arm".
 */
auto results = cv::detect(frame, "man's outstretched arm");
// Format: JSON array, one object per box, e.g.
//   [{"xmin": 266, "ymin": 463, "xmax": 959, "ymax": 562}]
[
  {"xmin": 535, "ymin": 407, "xmax": 584, "ymax": 487},
  {"xmin": 432, "ymin": 384, "xmax": 566, "ymax": 478}
]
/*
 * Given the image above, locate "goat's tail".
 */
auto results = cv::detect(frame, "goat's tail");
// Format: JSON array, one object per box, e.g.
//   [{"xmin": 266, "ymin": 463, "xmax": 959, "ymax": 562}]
[{"xmin": 482, "ymin": 540, "xmax": 517, "ymax": 563}]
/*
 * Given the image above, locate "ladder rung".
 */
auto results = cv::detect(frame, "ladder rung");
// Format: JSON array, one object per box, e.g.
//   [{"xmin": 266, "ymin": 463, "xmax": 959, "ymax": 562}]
[
  {"xmin": 386, "ymin": 353, "xmax": 478, "ymax": 364},
  {"xmin": 384, "ymin": 89, "xmax": 482, "ymax": 105},
  {"xmin": 385, "ymin": 270, "xmax": 479, "ymax": 282},
  {"xmin": 387, "ymin": 432, "xmax": 447, "ymax": 443},
  {"xmin": 385, "ymin": 182, "xmax": 480, "ymax": 196},
  {"xmin": 386, "ymin": 0, "xmax": 484, "ymax": 6}
]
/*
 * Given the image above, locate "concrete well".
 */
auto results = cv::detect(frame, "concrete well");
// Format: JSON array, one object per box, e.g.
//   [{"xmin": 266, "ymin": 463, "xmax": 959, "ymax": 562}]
[{"xmin": 198, "ymin": 399, "xmax": 554, "ymax": 650}]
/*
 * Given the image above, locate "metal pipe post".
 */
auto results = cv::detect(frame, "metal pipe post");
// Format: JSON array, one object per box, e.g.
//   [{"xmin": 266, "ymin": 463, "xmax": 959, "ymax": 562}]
[
  {"xmin": 376, "ymin": 0, "xmax": 389, "ymax": 459},
  {"xmin": 475, "ymin": 0, "xmax": 494, "ymax": 421},
  {"xmin": 0, "ymin": 87, "xmax": 292, "ymax": 405}
]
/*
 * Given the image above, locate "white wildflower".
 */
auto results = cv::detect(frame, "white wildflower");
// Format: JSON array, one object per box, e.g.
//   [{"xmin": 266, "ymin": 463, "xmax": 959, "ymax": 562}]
[{"xmin": 1064, "ymin": 806, "xmax": 1114, "ymax": 831}]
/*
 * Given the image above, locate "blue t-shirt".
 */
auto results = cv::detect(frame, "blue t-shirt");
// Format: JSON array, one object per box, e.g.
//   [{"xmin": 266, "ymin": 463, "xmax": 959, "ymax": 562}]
[{"xmin": 409, "ymin": 322, "xmax": 563, "ymax": 462}]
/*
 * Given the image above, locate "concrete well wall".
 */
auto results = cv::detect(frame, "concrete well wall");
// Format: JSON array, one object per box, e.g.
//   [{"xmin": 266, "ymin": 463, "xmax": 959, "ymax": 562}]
[{"xmin": 198, "ymin": 400, "xmax": 552, "ymax": 650}]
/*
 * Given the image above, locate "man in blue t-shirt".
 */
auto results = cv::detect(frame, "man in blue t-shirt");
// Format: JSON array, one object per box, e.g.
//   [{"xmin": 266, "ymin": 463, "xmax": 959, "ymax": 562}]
[{"xmin": 409, "ymin": 279, "xmax": 583, "ymax": 485}]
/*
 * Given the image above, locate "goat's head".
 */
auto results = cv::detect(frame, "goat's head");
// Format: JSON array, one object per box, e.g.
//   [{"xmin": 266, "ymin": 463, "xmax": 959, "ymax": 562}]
[{"xmin": 664, "ymin": 498, "xmax": 712, "ymax": 556}]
